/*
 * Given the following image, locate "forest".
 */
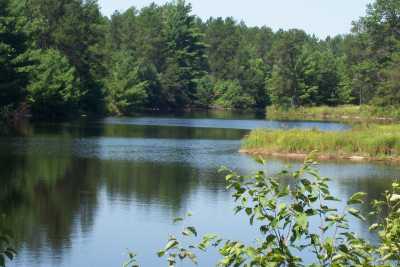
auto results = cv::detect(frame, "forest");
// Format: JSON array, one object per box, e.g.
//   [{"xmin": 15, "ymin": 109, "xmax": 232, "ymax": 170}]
[{"xmin": 1, "ymin": 0, "xmax": 399, "ymax": 118}]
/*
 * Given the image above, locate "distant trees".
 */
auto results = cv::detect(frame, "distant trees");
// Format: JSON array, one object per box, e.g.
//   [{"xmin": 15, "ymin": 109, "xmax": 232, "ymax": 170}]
[
  {"xmin": 337, "ymin": 0, "xmax": 400, "ymax": 106},
  {"xmin": 26, "ymin": 49, "xmax": 83, "ymax": 117},
  {"xmin": 159, "ymin": 0, "xmax": 208, "ymax": 108},
  {"xmin": 104, "ymin": 0, "xmax": 207, "ymax": 110},
  {"xmin": 105, "ymin": 52, "xmax": 148, "ymax": 115},
  {"xmin": 0, "ymin": 0, "xmax": 400, "ymax": 118},
  {"xmin": 267, "ymin": 30, "xmax": 309, "ymax": 107},
  {"xmin": 0, "ymin": 0, "xmax": 30, "ymax": 109},
  {"xmin": 26, "ymin": 0, "xmax": 107, "ymax": 114}
]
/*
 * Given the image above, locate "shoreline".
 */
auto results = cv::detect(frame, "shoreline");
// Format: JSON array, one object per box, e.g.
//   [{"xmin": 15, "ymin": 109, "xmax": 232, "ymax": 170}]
[
  {"xmin": 240, "ymin": 125, "xmax": 400, "ymax": 164},
  {"xmin": 239, "ymin": 149, "xmax": 400, "ymax": 163},
  {"xmin": 266, "ymin": 105, "xmax": 399, "ymax": 123}
]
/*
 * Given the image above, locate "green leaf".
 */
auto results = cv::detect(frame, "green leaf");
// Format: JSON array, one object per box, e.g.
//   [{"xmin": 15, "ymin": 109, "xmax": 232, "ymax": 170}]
[
  {"xmin": 324, "ymin": 195, "xmax": 341, "ymax": 201},
  {"xmin": 332, "ymin": 253, "xmax": 345, "ymax": 262},
  {"xmin": 324, "ymin": 237, "xmax": 334, "ymax": 257},
  {"xmin": 296, "ymin": 214, "xmax": 308, "ymax": 230},
  {"xmin": 245, "ymin": 208, "xmax": 252, "ymax": 216},
  {"xmin": 368, "ymin": 223, "xmax": 379, "ymax": 231},
  {"xmin": 265, "ymin": 234, "xmax": 276, "ymax": 246},
  {"xmin": 254, "ymin": 157, "xmax": 266, "ymax": 165},
  {"xmin": 173, "ymin": 217, "xmax": 183, "ymax": 224},
  {"xmin": 182, "ymin": 226, "xmax": 197, "ymax": 237},
  {"xmin": 157, "ymin": 250, "xmax": 166, "ymax": 257},
  {"xmin": 389, "ymin": 194, "xmax": 400, "ymax": 202},
  {"xmin": 246, "ymin": 247, "xmax": 257, "ymax": 259},
  {"xmin": 347, "ymin": 208, "xmax": 365, "ymax": 221},
  {"xmin": 347, "ymin": 192, "xmax": 367, "ymax": 205},
  {"xmin": 225, "ymin": 174, "xmax": 235, "ymax": 181},
  {"xmin": 164, "ymin": 240, "xmax": 179, "ymax": 251}
]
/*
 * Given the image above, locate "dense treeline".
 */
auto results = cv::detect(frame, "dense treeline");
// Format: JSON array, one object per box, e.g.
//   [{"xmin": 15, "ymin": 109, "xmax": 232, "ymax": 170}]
[{"xmin": 0, "ymin": 0, "xmax": 399, "ymax": 117}]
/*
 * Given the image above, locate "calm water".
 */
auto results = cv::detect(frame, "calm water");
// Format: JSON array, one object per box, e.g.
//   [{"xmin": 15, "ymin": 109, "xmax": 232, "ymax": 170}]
[{"xmin": 0, "ymin": 112, "xmax": 398, "ymax": 266}]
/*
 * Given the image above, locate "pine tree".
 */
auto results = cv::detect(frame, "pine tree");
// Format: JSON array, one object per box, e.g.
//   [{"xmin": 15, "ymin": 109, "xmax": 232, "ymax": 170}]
[
  {"xmin": 0, "ymin": 0, "xmax": 30, "ymax": 109},
  {"xmin": 159, "ymin": 0, "xmax": 207, "ymax": 108},
  {"xmin": 26, "ymin": 49, "xmax": 83, "ymax": 117}
]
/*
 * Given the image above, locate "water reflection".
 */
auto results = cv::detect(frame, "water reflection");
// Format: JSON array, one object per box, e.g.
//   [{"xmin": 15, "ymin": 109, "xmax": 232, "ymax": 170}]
[
  {"xmin": 0, "ymin": 114, "xmax": 397, "ymax": 267},
  {"xmin": 103, "ymin": 117, "xmax": 349, "ymax": 131}
]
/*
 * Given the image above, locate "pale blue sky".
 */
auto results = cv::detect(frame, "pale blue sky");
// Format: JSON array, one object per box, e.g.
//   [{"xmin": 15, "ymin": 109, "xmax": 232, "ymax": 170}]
[{"xmin": 98, "ymin": 0, "xmax": 373, "ymax": 38}]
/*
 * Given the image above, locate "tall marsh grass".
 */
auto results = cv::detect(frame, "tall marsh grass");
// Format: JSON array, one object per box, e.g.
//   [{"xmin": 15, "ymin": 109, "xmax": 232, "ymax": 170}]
[
  {"xmin": 242, "ymin": 124, "xmax": 400, "ymax": 159},
  {"xmin": 267, "ymin": 105, "xmax": 400, "ymax": 122}
]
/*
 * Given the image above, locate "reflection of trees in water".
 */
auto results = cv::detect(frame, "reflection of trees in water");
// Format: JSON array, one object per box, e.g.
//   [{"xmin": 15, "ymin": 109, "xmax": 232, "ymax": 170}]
[
  {"xmin": 0, "ymin": 125, "xmax": 104, "ymax": 260},
  {"xmin": 1, "ymin": 156, "xmax": 101, "ymax": 259},
  {"xmin": 2, "ymin": 116, "xmax": 398, "ymax": 266},
  {"xmin": 31, "ymin": 121, "xmax": 248, "ymax": 140},
  {"xmin": 101, "ymin": 123, "xmax": 248, "ymax": 140},
  {"xmin": 334, "ymin": 173, "xmax": 396, "ymax": 227},
  {"xmin": 101, "ymin": 161, "xmax": 221, "ymax": 213},
  {"xmin": 0, "ymin": 156, "xmax": 228, "ymax": 263}
]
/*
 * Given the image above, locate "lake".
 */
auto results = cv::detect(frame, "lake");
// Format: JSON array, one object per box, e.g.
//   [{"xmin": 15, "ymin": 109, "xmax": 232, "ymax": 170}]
[{"xmin": 1, "ymin": 111, "xmax": 398, "ymax": 266}]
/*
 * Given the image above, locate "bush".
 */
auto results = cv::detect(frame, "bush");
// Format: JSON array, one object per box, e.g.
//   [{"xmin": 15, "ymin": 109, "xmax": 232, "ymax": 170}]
[
  {"xmin": 104, "ymin": 52, "xmax": 149, "ymax": 115},
  {"xmin": 126, "ymin": 158, "xmax": 400, "ymax": 266},
  {"xmin": 215, "ymin": 80, "xmax": 255, "ymax": 109},
  {"xmin": 26, "ymin": 49, "xmax": 84, "ymax": 118},
  {"xmin": 195, "ymin": 75, "xmax": 215, "ymax": 108}
]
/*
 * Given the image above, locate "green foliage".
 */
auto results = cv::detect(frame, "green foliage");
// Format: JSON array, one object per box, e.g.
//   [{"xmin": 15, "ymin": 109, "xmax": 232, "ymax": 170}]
[
  {"xmin": 215, "ymin": 160, "xmax": 373, "ymax": 266},
  {"xmin": 300, "ymin": 45, "xmax": 341, "ymax": 105},
  {"xmin": 0, "ymin": 217, "xmax": 15, "ymax": 267},
  {"xmin": 241, "ymin": 57, "xmax": 269, "ymax": 109},
  {"xmin": 373, "ymin": 53, "xmax": 400, "ymax": 106},
  {"xmin": 104, "ymin": 52, "xmax": 149, "ymax": 115},
  {"xmin": 355, "ymin": 0, "xmax": 400, "ymax": 61},
  {"xmin": 242, "ymin": 125, "xmax": 400, "ymax": 160},
  {"xmin": 126, "ymin": 159, "xmax": 400, "ymax": 266},
  {"xmin": 25, "ymin": 49, "xmax": 83, "ymax": 117},
  {"xmin": 123, "ymin": 252, "xmax": 139, "ymax": 267},
  {"xmin": 2, "ymin": 0, "xmax": 400, "ymax": 116},
  {"xmin": 267, "ymin": 29, "xmax": 309, "ymax": 107},
  {"xmin": 214, "ymin": 80, "xmax": 255, "ymax": 109},
  {"xmin": 371, "ymin": 181, "xmax": 400, "ymax": 262},
  {"xmin": 0, "ymin": 0, "xmax": 30, "ymax": 109},
  {"xmin": 24, "ymin": 0, "xmax": 107, "ymax": 114},
  {"xmin": 0, "ymin": 106, "xmax": 11, "ymax": 124},
  {"xmin": 266, "ymin": 105, "xmax": 400, "ymax": 122},
  {"xmin": 268, "ymin": 65, "xmax": 293, "ymax": 108},
  {"xmin": 194, "ymin": 75, "xmax": 215, "ymax": 108},
  {"xmin": 159, "ymin": 0, "xmax": 208, "ymax": 109}
]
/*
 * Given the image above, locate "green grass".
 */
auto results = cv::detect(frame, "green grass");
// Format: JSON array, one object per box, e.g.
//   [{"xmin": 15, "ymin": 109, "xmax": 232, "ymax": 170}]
[
  {"xmin": 267, "ymin": 105, "xmax": 400, "ymax": 122},
  {"xmin": 242, "ymin": 124, "xmax": 400, "ymax": 161}
]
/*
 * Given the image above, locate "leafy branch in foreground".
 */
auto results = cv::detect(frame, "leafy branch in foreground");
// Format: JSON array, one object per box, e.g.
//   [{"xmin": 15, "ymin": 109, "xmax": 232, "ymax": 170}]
[
  {"xmin": 0, "ymin": 216, "xmax": 16, "ymax": 267},
  {"xmin": 370, "ymin": 181, "xmax": 400, "ymax": 264},
  {"xmin": 211, "ymin": 158, "xmax": 373, "ymax": 266},
  {"xmin": 156, "ymin": 212, "xmax": 222, "ymax": 267},
  {"xmin": 126, "ymin": 158, "xmax": 400, "ymax": 267}
]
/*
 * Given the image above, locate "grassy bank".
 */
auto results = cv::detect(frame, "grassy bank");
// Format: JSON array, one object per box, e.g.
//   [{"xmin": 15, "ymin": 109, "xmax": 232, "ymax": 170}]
[
  {"xmin": 241, "ymin": 124, "xmax": 400, "ymax": 162},
  {"xmin": 266, "ymin": 105, "xmax": 400, "ymax": 122}
]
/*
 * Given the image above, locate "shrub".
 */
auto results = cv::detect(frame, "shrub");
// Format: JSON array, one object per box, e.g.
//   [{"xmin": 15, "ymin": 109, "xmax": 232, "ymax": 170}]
[
  {"xmin": 126, "ymin": 158, "xmax": 400, "ymax": 266},
  {"xmin": 214, "ymin": 80, "xmax": 255, "ymax": 109},
  {"xmin": 26, "ymin": 49, "xmax": 84, "ymax": 118}
]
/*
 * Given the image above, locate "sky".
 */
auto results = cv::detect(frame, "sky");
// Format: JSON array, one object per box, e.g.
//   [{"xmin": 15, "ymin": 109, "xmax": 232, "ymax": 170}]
[{"xmin": 98, "ymin": 0, "xmax": 373, "ymax": 39}]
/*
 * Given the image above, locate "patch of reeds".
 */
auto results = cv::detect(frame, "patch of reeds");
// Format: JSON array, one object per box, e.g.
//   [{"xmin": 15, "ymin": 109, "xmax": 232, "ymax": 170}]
[
  {"xmin": 242, "ymin": 124, "xmax": 400, "ymax": 160},
  {"xmin": 266, "ymin": 105, "xmax": 400, "ymax": 122}
]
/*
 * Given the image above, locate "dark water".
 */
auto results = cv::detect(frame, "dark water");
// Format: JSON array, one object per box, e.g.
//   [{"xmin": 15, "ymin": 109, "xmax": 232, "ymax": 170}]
[{"xmin": 0, "ymin": 112, "xmax": 398, "ymax": 267}]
